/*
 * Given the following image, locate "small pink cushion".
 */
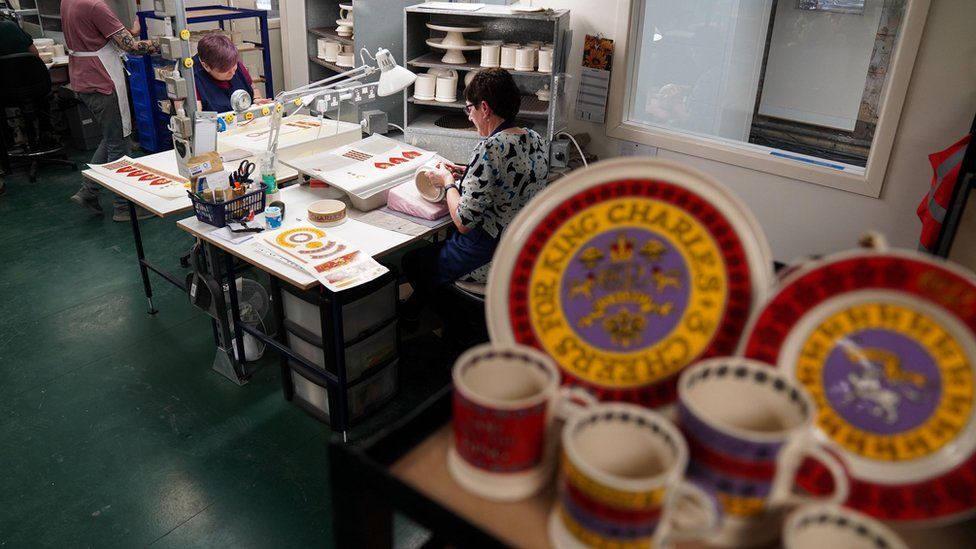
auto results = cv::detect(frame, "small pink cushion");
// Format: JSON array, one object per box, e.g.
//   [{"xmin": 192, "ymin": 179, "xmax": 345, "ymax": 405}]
[{"xmin": 387, "ymin": 180, "xmax": 449, "ymax": 220}]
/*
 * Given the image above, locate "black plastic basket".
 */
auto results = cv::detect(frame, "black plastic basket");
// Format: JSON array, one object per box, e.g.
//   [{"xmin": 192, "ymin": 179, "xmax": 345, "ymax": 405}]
[{"xmin": 189, "ymin": 183, "xmax": 267, "ymax": 228}]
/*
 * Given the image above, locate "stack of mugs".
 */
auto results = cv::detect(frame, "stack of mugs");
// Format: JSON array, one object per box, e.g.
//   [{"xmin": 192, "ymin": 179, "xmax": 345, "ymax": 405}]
[
  {"xmin": 485, "ymin": 41, "xmax": 554, "ymax": 72},
  {"xmin": 413, "ymin": 68, "xmax": 458, "ymax": 103},
  {"xmin": 446, "ymin": 344, "xmax": 907, "ymax": 549},
  {"xmin": 317, "ymin": 40, "xmax": 354, "ymax": 68}
]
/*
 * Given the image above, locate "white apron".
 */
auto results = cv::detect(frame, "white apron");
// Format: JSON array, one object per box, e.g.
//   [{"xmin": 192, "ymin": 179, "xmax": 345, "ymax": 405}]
[{"xmin": 69, "ymin": 40, "xmax": 131, "ymax": 137}]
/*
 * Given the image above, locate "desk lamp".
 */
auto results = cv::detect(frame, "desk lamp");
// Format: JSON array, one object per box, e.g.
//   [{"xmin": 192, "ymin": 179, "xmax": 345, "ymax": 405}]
[{"xmin": 216, "ymin": 48, "xmax": 416, "ymax": 197}]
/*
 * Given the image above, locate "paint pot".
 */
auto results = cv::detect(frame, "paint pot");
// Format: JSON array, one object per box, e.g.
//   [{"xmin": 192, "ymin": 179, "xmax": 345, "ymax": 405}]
[{"xmin": 264, "ymin": 206, "xmax": 282, "ymax": 229}]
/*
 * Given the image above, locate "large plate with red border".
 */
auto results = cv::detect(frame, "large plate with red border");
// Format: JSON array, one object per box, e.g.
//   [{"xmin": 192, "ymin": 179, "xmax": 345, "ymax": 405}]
[
  {"xmin": 486, "ymin": 158, "xmax": 774, "ymax": 409},
  {"xmin": 740, "ymin": 248, "xmax": 976, "ymax": 523}
]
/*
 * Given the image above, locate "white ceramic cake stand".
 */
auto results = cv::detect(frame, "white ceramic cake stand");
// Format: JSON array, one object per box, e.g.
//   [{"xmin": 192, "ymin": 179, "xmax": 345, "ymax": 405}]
[{"xmin": 426, "ymin": 22, "xmax": 481, "ymax": 64}]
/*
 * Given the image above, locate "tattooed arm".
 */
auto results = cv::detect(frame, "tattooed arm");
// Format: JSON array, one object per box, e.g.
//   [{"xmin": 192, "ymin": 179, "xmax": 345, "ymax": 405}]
[{"xmin": 110, "ymin": 29, "xmax": 160, "ymax": 55}]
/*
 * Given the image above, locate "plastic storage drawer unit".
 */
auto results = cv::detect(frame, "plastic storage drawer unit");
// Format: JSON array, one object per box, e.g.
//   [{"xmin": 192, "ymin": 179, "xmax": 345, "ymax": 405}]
[
  {"xmin": 284, "ymin": 320, "xmax": 398, "ymax": 382},
  {"xmin": 280, "ymin": 278, "xmax": 397, "ymax": 341},
  {"xmin": 290, "ymin": 358, "xmax": 399, "ymax": 425}
]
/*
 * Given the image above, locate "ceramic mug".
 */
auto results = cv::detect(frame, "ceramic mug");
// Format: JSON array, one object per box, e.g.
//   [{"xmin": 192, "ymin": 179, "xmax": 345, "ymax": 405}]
[
  {"xmin": 321, "ymin": 40, "xmax": 340, "ymax": 62},
  {"xmin": 677, "ymin": 358, "xmax": 850, "ymax": 548},
  {"xmin": 480, "ymin": 42, "xmax": 501, "ymax": 68},
  {"xmin": 415, "ymin": 166, "xmax": 446, "ymax": 202},
  {"xmin": 449, "ymin": 343, "xmax": 596, "ymax": 501},
  {"xmin": 435, "ymin": 75, "xmax": 457, "ymax": 102},
  {"xmin": 339, "ymin": 5, "xmax": 353, "ymax": 22},
  {"xmin": 515, "ymin": 47, "xmax": 535, "ymax": 71},
  {"xmin": 500, "ymin": 43, "xmax": 519, "ymax": 70},
  {"xmin": 549, "ymin": 403, "xmax": 722, "ymax": 549},
  {"xmin": 413, "ymin": 73, "xmax": 437, "ymax": 100},
  {"xmin": 538, "ymin": 48, "xmax": 554, "ymax": 73},
  {"xmin": 784, "ymin": 504, "xmax": 909, "ymax": 549}
]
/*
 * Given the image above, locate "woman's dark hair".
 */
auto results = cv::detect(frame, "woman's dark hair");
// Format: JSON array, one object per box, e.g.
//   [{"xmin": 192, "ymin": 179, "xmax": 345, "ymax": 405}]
[{"xmin": 464, "ymin": 68, "xmax": 521, "ymax": 121}]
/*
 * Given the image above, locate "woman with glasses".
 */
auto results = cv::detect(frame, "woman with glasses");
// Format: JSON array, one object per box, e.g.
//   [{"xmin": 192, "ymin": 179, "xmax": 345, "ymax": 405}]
[{"xmin": 401, "ymin": 68, "xmax": 549, "ymax": 341}]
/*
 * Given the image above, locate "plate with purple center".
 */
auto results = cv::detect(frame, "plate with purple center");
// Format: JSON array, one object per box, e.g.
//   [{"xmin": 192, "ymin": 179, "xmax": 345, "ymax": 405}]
[
  {"xmin": 740, "ymin": 248, "xmax": 976, "ymax": 523},
  {"xmin": 487, "ymin": 158, "xmax": 774, "ymax": 409}
]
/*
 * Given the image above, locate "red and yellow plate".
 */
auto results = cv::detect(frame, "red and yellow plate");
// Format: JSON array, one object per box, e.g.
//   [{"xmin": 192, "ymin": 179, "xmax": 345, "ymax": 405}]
[
  {"xmin": 740, "ymin": 248, "xmax": 976, "ymax": 523},
  {"xmin": 487, "ymin": 158, "xmax": 774, "ymax": 408}
]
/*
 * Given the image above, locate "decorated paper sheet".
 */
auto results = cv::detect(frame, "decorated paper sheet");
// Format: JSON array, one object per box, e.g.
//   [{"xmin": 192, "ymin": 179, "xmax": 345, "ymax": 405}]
[
  {"xmin": 218, "ymin": 114, "xmax": 326, "ymax": 151},
  {"xmin": 261, "ymin": 226, "xmax": 388, "ymax": 291},
  {"xmin": 88, "ymin": 157, "xmax": 190, "ymax": 198},
  {"xmin": 284, "ymin": 135, "xmax": 435, "ymax": 199}
]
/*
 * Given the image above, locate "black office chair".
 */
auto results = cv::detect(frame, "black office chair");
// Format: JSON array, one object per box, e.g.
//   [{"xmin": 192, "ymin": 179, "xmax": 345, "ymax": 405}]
[{"xmin": 0, "ymin": 52, "xmax": 76, "ymax": 182}]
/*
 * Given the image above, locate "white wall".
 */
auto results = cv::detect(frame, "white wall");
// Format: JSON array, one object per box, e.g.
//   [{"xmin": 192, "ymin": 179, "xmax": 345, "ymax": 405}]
[
  {"xmin": 759, "ymin": 0, "xmax": 884, "ymax": 131},
  {"xmin": 547, "ymin": 0, "xmax": 976, "ymax": 260}
]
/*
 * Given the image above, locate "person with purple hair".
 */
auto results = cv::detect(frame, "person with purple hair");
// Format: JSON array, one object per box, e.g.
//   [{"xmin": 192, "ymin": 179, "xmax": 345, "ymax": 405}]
[{"xmin": 192, "ymin": 33, "xmax": 268, "ymax": 112}]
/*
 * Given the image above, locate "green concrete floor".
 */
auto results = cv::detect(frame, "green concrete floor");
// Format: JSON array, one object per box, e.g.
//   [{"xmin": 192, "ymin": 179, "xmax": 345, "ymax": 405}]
[{"xmin": 0, "ymin": 148, "xmax": 450, "ymax": 547}]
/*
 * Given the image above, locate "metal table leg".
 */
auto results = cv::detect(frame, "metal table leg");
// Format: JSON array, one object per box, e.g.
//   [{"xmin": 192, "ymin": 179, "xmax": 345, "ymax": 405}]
[{"xmin": 128, "ymin": 199, "xmax": 158, "ymax": 315}]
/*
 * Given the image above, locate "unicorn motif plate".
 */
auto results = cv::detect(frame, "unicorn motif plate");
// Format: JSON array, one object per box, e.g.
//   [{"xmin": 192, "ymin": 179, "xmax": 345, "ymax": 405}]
[
  {"xmin": 487, "ymin": 158, "xmax": 774, "ymax": 408},
  {"xmin": 740, "ymin": 249, "xmax": 976, "ymax": 523}
]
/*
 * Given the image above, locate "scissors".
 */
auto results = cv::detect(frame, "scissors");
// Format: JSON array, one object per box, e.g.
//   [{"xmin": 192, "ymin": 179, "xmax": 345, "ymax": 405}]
[{"xmin": 235, "ymin": 160, "xmax": 256, "ymax": 184}]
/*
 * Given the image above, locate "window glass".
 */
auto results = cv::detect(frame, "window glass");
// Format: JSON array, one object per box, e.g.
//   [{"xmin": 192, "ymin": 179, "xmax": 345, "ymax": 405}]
[{"xmin": 627, "ymin": 0, "xmax": 906, "ymax": 169}]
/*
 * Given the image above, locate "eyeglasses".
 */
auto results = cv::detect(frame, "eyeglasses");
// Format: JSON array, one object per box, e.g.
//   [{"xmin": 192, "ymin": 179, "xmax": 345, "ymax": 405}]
[{"xmin": 463, "ymin": 103, "xmax": 475, "ymax": 116}]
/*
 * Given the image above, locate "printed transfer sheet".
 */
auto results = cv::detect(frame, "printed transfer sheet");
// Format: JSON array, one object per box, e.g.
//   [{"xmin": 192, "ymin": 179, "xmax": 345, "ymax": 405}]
[
  {"xmin": 283, "ymin": 134, "xmax": 435, "ymax": 200},
  {"xmin": 261, "ymin": 226, "xmax": 388, "ymax": 291},
  {"xmin": 88, "ymin": 157, "xmax": 190, "ymax": 198}
]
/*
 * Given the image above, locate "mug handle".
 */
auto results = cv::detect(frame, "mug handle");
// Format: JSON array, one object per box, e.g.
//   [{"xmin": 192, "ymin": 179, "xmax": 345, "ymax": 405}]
[
  {"xmin": 554, "ymin": 386, "xmax": 597, "ymax": 421},
  {"xmin": 768, "ymin": 432, "xmax": 850, "ymax": 509},
  {"xmin": 654, "ymin": 481, "xmax": 722, "ymax": 549}
]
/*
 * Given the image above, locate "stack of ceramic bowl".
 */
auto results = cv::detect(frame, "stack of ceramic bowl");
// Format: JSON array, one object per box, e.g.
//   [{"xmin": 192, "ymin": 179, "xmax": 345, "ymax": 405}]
[
  {"xmin": 33, "ymin": 38, "xmax": 57, "ymax": 64},
  {"xmin": 336, "ymin": 3, "xmax": 354, "ymax": 38},
  {"xmin": 425, "ymin": 22, "xmax": 481, "ymax": 64},
  {"xmin": 336, "ymin": 45, "xmax": 355, "ymax": 68}
]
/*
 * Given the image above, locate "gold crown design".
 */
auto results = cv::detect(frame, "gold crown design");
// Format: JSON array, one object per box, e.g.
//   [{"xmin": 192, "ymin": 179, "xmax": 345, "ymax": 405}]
[{"xmin": 610, "ymin": 234, "xmax": 635, "ymax": 263}]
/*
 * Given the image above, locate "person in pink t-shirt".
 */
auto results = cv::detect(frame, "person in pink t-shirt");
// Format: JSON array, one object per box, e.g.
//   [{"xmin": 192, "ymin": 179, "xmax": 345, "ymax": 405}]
[{"xmin": 63, "ymin": 0, "xmax": 161, "ymax": 222}]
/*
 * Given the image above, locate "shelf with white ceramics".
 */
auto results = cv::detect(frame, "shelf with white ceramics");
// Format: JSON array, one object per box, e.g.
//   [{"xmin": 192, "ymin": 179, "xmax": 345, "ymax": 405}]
[
  {"xmin": 304, "ymin": 0, "xmax": 414, "ymax": 126},
  {"xmin": 407, "ymin": 94, "xmax": 550, "ymax": 119},
  {"xmin": 406, "ymin": 51, "xmax": 550, "ymax": 78},
  {"xmin": 402, "ymin": 3, "xmax": 571, "ymax": 164},
  {"xmin": 308, "ymin": 27, "xmax": 354, "ymax": 47}
]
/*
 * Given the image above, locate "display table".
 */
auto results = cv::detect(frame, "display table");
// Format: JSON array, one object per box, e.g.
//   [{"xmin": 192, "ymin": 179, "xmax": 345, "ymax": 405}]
[
  {"xmin": 330, "ymin": 387, "xmax": 976, "ymax": 548},
  {"xmin": 80, "ymin": 148, "xmax": 299, "ymax": 306}
]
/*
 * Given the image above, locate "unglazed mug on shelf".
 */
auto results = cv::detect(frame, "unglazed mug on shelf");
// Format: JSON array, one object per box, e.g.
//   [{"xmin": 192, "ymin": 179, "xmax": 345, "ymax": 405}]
[
  {"xmin": 413, "ymin": 73, "xmax": 437, "ymax": 100},
  {"xmin": 676, "ymin": 358, "xmax": 850, "ymax": 548},
  {"xmin": 449, "ymin": 343, "xmax": 596, "ymax": 502},
  {"xmin": 321, "ymin": 40, "xmax": 340, "ymax": 62},
  {"xmin": 435, "ymin": 75, "xmax": 458, "ymax": 103},
  {"xmin": 538, "ymin": 48, "xmax": 554, "ymax": 73},
  {"xmin": 784, "ymin": 504, "xmax": 909, "ymax": 549},
  {"xmin": 480, "ymin": 41, "xmax": 501, "ymax": 68},
  {"xmin": 549, "ymin": 403, "xmax": 722, "ymax": 549},
  {"xmin": 500, "ymin": 43, "xmax": 519, "ymax": 70},
  {"xmin": 515, "ymin": 47, "xmax": 535, "ymax": 71}
]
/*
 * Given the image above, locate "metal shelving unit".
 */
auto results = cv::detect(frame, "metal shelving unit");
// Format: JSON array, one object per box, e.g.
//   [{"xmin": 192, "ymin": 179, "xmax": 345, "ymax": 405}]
[
  {"xmin": 402, "ymin": 4, "xmax": 571, "ymax": 164},
  {"xmin": 304, "ymin": 0, "xmax": 414, "ymax": 127},
  {"xmin": 138, "ymin": 5, "xmax": 275, "ymax": 98}
]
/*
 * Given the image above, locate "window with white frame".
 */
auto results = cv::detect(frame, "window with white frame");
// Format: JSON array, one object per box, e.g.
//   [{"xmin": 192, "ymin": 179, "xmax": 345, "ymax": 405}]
[{"xmin": 607, "ymin": 0, "xmax": 930, "ymax": 197}]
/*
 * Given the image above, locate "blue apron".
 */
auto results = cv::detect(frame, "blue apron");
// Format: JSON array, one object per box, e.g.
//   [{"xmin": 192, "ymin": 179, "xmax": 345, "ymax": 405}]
[{"xmin": 193, "ymin": 55, "xmax": 253, "ymax": 112}]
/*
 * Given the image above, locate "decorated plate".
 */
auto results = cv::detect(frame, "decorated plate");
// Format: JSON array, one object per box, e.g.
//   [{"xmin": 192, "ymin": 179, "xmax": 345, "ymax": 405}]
[
  {"xmin": 486, "ymin": 158, "xmax": 774, "ymax": 408},
  {"xmin": 740, "ymin": 248, "xmax": 976, "ymax": 522}
]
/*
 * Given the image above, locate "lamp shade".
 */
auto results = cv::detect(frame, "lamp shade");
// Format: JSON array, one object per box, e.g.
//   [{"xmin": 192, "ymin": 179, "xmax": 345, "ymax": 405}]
[{"xmin": 376, "ymin": 47, "xmax": 416, "ymax": 97}]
